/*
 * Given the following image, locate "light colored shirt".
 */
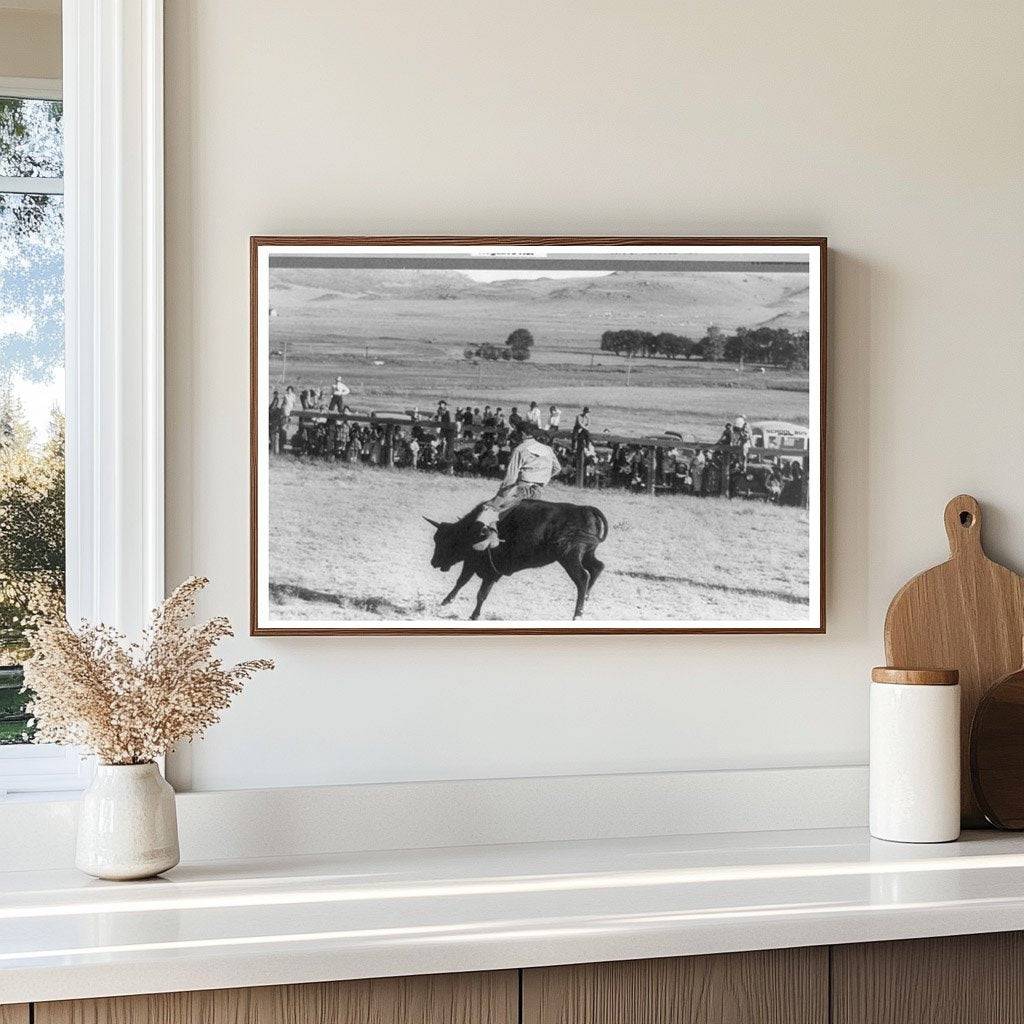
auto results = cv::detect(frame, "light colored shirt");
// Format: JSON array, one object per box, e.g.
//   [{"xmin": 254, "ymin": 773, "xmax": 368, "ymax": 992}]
[
  {"xmin": 528, "ymin": 406, "xmax": 543, "ymax": 427},
  {"xmin": 503, "ymin": 437, "xmax": 561, "ymax": 487},
  {"xmin": 281, "ymin": 393, "xmax": 297, "ymax": 417},
  {"xmin": 548, "ymin": 410, "xmax": 561, "ymax": 429},
  {"xmin": 332, "ymin": 380, "xmax": 351, "ymax": 397}
]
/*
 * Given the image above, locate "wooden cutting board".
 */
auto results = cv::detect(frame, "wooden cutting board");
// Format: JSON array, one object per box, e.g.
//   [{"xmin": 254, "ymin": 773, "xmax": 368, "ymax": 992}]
[{"xmin": 884, "ymin": 494, "xmax": 1024, "ymax": 826}]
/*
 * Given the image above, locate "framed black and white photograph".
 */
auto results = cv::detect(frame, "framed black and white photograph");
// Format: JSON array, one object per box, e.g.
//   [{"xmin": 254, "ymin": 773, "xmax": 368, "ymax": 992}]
[{"xmin": 250, "ymin": 237, "xmax": 826, "ymax": 635}]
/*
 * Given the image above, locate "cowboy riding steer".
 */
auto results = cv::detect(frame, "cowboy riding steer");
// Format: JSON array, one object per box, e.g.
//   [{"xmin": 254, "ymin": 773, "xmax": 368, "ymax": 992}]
[{"xmin": 425, "ymin": 499, "xmax": 609, "ymax": 621}]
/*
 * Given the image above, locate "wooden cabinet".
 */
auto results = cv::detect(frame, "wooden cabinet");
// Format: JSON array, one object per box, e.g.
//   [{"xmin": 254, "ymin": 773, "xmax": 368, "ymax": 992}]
[
  {"xmin": 522, "ymin": 948, "xmax": 828, "ymax": 1024},
  {"xmin": 832, "ymin": 932, "xmax": 1024, "ymax": 1024},
  {"xmin": 34, "ymin": 971, "xmax": 517, "ymax": 1024},
  {"xmin": 25, "ymin": 932, "xmax": 1024, "ymax": 1024}
]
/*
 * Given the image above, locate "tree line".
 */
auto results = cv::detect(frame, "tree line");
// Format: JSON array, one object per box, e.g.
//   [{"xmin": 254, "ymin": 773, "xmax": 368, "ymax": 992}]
[
  {"xmin": 464, "ymin": 327, "xmax": 535, "ymax": 363},
  {"xmin": 0, "ymin": 395, "xmax": 65, "ymax": 658},
  {"xmin": 599, "ymin": 325, "xmax": 810, "ymax": 369}
]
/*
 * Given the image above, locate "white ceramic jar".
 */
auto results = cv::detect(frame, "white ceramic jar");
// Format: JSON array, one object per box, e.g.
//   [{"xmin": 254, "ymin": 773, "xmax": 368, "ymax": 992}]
[
  {"xmin": 76, "ymin": 762, "xmax": 180, "ymax": 880},
  {"xmin": 869, "ymin": 667, "xmax": 960, "ymax": 843}
]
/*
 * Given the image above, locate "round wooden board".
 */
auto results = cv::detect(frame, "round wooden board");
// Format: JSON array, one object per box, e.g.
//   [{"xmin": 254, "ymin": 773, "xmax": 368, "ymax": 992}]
[{"xmin": 970, "ymin": 664, "xmax": 1024, "ymax": 829}]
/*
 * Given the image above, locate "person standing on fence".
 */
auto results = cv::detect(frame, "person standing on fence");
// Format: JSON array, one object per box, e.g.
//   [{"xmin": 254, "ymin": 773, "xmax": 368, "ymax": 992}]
[
  {"xmin": 573, "ymin": 406, "xmax": 591, "ymax": 441},
  {"xmin": 732, "ymin": 415, "xmax": 752, "ymax": 469},
  {"xmin": 472, "ymin": 424, "xmax": 562, "ymax": 552},
  {"xmin": 328, "ymin": 376, "xmax": 351, "ymax": 413},
  {"xmin": 435, "ymin": 400, "xmax": 456, "ymax": 461},
  {"xmin": 548, "ymin": 405, "xmax": 562, "ymax": 432},
  {"xmin": 528, "ymin": 401, "xmax": 543, "ymax": 428}
]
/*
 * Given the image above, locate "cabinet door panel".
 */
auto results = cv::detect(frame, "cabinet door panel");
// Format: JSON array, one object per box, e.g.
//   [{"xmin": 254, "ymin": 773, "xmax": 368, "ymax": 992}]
[
  {"xmin": 0, "ymin": 1006, "xmax": 29, "ymax": 1024},
  {"xmin": 832, "ymin": 932, "xmax": 1024, "ymax": 1024},
  {"xmin": 36, "ymin": 970, "xmax": 517, "ymax": 1024},
  {"xmin": 523, "ymin": 948, "xmax": 827, "ymax": 1024}
]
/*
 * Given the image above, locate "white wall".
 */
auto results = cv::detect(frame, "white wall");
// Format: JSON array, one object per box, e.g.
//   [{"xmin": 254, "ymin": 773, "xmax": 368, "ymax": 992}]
[
  {"xmin": 164, "ymin": 0, "xmax": 1024, "ymax": 792},
  {"xmin": 0, "ymin": 5, "xmax": 61, "ymax": 80}
]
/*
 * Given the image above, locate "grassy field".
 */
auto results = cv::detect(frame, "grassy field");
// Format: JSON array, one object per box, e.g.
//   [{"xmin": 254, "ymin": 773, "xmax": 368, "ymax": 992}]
[
  {"xmin": 268, "ymin": 458, "xmax": 810, "ymax": 624},
  {"xmin": 268, "ymin": 272, "xmax": 811, "ymax": 440}
]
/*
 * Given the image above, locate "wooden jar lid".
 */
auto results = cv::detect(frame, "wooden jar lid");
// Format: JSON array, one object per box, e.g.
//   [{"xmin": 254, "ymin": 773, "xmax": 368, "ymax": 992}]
[{"xmin": 871, "ymin": 667, "xmax": 960, "ymax": 686}]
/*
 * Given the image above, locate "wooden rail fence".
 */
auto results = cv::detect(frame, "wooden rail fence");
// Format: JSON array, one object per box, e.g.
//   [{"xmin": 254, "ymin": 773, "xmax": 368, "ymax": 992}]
[{"xmin": 271, "ymin": 409, "xmax": 810, "ymax": 502}]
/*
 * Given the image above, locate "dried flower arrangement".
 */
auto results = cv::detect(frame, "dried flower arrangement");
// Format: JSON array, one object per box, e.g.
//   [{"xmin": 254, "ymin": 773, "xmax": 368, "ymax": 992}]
[{"xmin": 22, "ymin": 577, "xmax": 273, "ymax": 765}]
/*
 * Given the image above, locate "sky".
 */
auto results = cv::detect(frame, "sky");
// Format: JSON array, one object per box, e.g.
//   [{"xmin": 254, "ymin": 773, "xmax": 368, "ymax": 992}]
[
  {"xmin": 1, "ymin": 273, "xmax": 65, "ymax": 445},
  {"xmin": 1, "ymin": 314, "xmax": 63, "ymax": 446},
  {"xmin": 13, "ymin": 369, "xmax": 63, "ymax": 444},
  {"xmin": 1, "ymin": 98, "xmax": 64, "ymax": 446}
]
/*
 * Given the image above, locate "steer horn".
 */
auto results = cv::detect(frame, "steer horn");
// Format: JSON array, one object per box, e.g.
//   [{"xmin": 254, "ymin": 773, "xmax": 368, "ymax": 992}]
[{"xmin": 423, "ymin": 516, "xmax": 441, "ymax": 529}]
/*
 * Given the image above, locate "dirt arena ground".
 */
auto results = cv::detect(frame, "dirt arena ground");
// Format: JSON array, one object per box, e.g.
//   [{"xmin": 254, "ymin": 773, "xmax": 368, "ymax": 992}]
[{"xmin": 267, "ymin": 459, "xmax": 810, "ymax": 624}]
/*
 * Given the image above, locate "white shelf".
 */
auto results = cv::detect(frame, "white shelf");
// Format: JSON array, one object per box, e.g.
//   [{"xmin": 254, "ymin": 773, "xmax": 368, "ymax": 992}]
[{"xmin": 3, "ymin": 827, "xmax": 1024, "ymax": 1004}]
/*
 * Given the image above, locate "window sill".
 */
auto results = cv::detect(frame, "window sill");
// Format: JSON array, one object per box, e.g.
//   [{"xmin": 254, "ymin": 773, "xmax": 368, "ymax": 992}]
[{"xmin": 0, "ymin": 744, "xmax": 93, "ymax": 799}]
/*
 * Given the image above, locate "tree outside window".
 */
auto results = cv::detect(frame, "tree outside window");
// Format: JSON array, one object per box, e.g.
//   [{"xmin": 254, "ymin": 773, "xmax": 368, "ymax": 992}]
[{"xmin": 0, "ymin": 95, "xmax": 65, "ymax": 744}]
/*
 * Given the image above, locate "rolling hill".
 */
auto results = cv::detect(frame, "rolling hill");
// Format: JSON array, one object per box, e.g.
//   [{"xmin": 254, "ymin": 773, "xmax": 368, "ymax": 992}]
[{"xmin": 269, "ymin": 266, "xmax": 809, "ymax": 333}]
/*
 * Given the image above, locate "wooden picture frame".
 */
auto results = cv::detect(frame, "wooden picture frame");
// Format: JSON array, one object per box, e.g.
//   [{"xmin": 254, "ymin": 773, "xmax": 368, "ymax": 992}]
[{"xmin": 250, "ymin": 236, "xmax": 826, "ymax": 635}]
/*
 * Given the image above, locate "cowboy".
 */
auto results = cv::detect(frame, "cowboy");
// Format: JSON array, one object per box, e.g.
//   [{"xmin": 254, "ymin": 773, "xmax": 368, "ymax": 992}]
[
  {"xmin": 733, "ymin": 414, "xmax": 752, "ymax": 468},
  {"xmin": 472, "ymin": 424, "xmax": 561, "ymax": 551}
]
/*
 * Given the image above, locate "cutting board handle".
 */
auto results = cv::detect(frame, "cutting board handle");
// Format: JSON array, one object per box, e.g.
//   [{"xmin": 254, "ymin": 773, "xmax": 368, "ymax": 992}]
[{"xmin": 944, "ymin": 494, "xmax": 983, "ymax": 558}]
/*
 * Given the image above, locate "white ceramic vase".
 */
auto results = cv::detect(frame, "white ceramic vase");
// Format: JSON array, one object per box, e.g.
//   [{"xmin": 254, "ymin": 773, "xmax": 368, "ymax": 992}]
[{"xmin": 76, "ymin": 762, "xmax": 180, "ymax": 880}]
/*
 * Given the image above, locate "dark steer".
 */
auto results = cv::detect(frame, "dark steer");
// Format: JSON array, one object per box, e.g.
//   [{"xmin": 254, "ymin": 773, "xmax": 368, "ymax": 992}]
[{"xmin": 425, "ymin": 500, "xmax": 609, "ymax": 621}]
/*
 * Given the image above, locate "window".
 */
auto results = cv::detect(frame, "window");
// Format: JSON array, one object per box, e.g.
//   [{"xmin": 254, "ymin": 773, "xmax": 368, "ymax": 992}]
[
  {"xmin": 0, "ymin": 6, "xmax": 166, "ymax": 797},
  {"xmin": 0, "ymin": 80, "xmax": 85, "ymax": 797}
]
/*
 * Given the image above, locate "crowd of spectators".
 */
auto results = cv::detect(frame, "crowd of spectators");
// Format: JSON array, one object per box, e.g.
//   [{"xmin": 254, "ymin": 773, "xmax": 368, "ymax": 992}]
[{"xmin": 269, "ymin": 388, "xmax": 807, "ymax": 505}]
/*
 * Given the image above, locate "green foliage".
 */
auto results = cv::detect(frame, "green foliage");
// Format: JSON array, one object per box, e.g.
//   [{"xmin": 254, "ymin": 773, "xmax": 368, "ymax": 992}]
[
  {"xmin": 723, "ymin": 326, "xmax": 809, "ymax": 368},
  {"xmin": 0, "ymin": 398, "xmax": 65, "ymax": 744},
  {"xmin": 655, "ymin": 332, "xmax": 694, "ymax": 359},
  {"xmin": 698, "ymin": 326, "xmax": 727, "ymax": 361},
  {"xmin": 0, "ymin": 97, "xmax": 63, "ymax": 178},
  {"xmin": 601, "ymin": 323, "xmax": 808, "ymax": 368},
  {"xmin": 0, "ymin": 665, "xmax": 30, "ymax": 744},
  {"xmin": 0, "ymin": 395, "xmax": 65, "ymax": 665},
  {"xmin": 465, "ymin": 342, "xmax": 504, "ymax": 361},
  {"xmin": 505, "ymin": 327, "xmax": 534, "ymax": 361}
]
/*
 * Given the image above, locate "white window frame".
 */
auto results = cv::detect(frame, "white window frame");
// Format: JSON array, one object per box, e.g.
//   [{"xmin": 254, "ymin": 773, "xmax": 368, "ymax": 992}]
[
  {"xmin": 0, "ymin": 77, "xmax": 61, "ymax": 101},
  {"xmin": 0, "ymin": 0, "xmax": 165, "ymax": 799},
  {"xmin": 0, "ymin": 78, "xmax": 64, "ymax": 193}
]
